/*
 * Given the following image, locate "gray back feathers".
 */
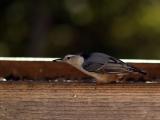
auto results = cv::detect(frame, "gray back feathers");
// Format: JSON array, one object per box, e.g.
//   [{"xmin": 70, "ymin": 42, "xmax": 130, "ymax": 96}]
[{"xmin": 82, "ymin": 52, "xmax": 146, "ymax": 74}]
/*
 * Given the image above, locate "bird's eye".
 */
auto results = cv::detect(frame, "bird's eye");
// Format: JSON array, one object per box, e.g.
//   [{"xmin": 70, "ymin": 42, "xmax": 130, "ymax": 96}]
[{"xmin": 66, "ymin": 57, "xmax": 70, "ymax": 59}]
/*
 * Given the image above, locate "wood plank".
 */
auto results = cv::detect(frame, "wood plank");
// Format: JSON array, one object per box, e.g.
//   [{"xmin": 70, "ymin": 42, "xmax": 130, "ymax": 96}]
[
  {"xmin": 0, "ymin": 58, "xmax": 159, "ymax": 120},
  {"xmin": 0, "ymin": 61, "xmax": 92, "ymax": 81},
  {"xmin": 0, "ymin": 60, "xmax": 159, "ymax": 81},
  {"xmin": 0, "ymin": 83, "xmax": 160, "ymax": 120}
]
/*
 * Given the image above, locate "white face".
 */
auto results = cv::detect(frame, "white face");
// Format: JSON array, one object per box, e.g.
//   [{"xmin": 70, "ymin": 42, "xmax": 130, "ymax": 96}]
[{"xmin": 63, "ymin": 55, "xmax": 84, "ymax": 67}]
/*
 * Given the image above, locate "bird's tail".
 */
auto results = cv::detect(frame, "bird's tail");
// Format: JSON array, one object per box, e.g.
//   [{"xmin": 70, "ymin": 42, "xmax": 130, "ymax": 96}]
[{"xmin": 127, "ymin": 64, "xmax": 147, "ymax": 75}]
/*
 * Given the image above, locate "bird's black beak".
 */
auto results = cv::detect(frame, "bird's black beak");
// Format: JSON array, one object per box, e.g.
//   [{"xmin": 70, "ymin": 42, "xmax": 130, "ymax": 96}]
[{"xmin": 52, "ymin": 58, "xmax": 63, "ymax": 62}]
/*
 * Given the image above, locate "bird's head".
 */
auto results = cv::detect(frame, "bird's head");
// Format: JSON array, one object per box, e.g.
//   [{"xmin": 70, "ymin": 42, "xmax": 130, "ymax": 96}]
[{"xmin": 63, "ymin": 55, "xmax": 84, "ymax": 67}]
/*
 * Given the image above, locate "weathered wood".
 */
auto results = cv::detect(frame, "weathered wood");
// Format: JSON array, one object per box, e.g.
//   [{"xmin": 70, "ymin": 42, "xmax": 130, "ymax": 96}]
[
  {"xmin": 0, "ymin": 82, "xmax": 160, "ymax": 120},
  {"xmin": 0, "ymin": 61, "xmax": 91, "ymax": 80},
  {"xmin": 131, "ymin": 63, "xmax": 160, "ymax": 77},
  {"xmin": 0, "ymin": 60, "xmax": 159, "ymax": 81},
  {"xmin": 0, "ymin": 59, "xmax": 159, "ymax": 120}
]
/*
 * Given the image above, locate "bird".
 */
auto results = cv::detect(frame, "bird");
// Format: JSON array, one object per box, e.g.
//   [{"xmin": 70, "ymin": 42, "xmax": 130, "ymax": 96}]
[{"xmin": 61, "ymin": 52, "xmax": 147, "ymax": 83}]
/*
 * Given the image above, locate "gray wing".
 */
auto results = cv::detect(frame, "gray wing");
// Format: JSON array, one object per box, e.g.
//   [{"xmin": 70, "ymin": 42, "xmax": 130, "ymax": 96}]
[{"xmin": 82, "ymin": 53, "xmax": 145, "ymax": 74}]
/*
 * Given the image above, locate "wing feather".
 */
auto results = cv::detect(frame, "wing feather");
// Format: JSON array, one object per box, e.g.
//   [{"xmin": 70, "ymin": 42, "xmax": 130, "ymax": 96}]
[{"xmin": 82, "ymin": 52, "xmax": 146, "ymax": 74}]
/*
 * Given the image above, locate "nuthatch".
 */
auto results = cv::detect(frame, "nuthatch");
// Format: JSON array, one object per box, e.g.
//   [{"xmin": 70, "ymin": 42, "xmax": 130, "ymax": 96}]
[{"xmin": 62, "ymin": 52, "xmax": 146, "ymax": 83}]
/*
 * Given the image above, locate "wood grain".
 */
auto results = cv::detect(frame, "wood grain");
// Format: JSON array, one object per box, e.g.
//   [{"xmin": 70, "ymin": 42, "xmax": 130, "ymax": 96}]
[
  {"xmin": 0, "ymin": 61, "xmax": 91, "ymax": 80},
  {"xmin": 0, "ymin": 59, "xmax": 160, "ymax": 120},
  {"xmin": 1, "ymin": 82, "xmax": 160, "ymax": 120},
  {"xmin": 0, "ymin": 61, "xmax": 159, "ymax": 81}
]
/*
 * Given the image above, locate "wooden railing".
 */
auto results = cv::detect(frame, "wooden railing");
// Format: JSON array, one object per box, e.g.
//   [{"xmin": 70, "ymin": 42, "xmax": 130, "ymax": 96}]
[{"xmin": 0, "ymin": 58, "xmax": 160, "ymax": 120}]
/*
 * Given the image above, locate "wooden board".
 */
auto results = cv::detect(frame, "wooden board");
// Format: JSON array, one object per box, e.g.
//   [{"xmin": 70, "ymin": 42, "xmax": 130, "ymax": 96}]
[
  {"xmin": 0, "ymin": 60, "xmax": 159, "ymax": 81},
  {"xmin": 0, "ymin": 59, "xmax": 160, "ymax": 120},
  {"xmin": 0, "ymin": 61, "xmax": 91, "ymax": 80},
  {"xmin": 1, "ymin": 83, "xmax": 160, "ymax": 120}
]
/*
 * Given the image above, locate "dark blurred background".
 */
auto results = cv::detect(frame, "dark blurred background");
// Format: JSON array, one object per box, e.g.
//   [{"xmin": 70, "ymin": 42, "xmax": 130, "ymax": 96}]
[{"xmin": 0, "ymin": 0, "xmax": 160, "ymax": 59}]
